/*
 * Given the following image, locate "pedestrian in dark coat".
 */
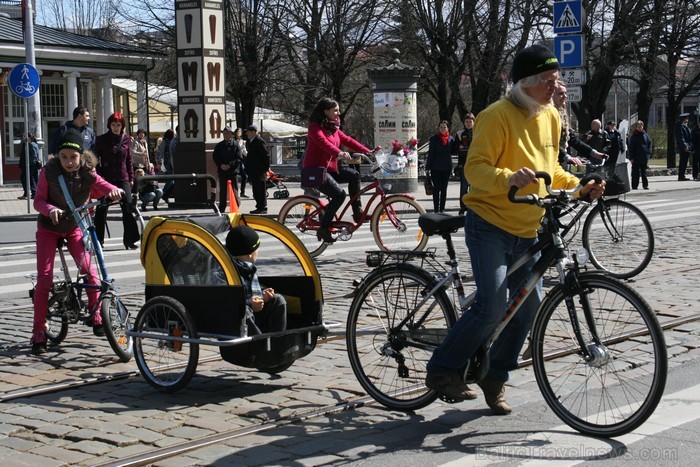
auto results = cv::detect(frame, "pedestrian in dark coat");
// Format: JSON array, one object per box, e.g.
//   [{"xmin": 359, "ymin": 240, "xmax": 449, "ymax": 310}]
[
  {"xmin": 604, "ymin": 120, "xmax": 626, "ymax": 167},
  {"xmin": 675, "ymin": 113, "xmax": 693, "ymax": 180},
  {"xmin": 213, "ymin": 126, "xmax": 244, "ymax": 212},
  {"xmin": 245, "ymin": 125, "xmax": 270, "ymax": 214},
  {"xmin": 426, "ymin": 120, "xmax": 455, "ymax": 213},
  {"xmin": 93, "ymin": 112, "xmax": 140, "ymax": 249},
  {"xmin": 627, "ymin": 120, "xmax": 653, "ymax": 190},
  {"xmin": 692, "ymin": 120, "xmax": 700, "ymax": 180},
  {"xmin": 18, "ymin": 132, "xmax": 39, "ymax": 199}
]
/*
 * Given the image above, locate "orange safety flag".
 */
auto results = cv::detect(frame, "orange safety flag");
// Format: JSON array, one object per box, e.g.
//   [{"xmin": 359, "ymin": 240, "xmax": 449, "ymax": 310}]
[{"xmin": 227, "ymin": 180, "xmax": 239, "ymax": 213}]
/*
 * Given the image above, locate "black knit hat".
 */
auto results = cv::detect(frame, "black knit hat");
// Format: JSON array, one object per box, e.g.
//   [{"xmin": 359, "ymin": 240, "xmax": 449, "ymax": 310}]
[
  {"xmin": 226, "ymin": 225, "xmax": 260, "ymax": 257},
  {"xmin": 511, "ymin": 45, "xmax": 559, "ymax": 84},
  {"xmin": 57, "ymin": 128, "xmax": 84, "ymax": 154}
]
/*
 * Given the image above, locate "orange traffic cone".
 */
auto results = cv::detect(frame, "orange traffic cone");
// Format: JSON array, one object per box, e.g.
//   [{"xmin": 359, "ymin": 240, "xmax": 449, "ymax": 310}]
[{"xmin": 227, "ymin": 180, "xmax": 240, "ymax": 213}]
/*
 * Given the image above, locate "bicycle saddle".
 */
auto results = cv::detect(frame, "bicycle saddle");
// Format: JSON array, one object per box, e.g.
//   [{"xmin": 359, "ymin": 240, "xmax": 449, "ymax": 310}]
[{"xmin": 418, "ymin": 213, "xmax": 466, "ymax": 236}]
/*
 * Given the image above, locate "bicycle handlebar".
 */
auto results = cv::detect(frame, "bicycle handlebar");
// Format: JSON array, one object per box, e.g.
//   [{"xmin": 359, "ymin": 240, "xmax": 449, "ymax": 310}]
[{"xmin": 508, "ymin": 171, "xmax": 604, "ymax": 205}]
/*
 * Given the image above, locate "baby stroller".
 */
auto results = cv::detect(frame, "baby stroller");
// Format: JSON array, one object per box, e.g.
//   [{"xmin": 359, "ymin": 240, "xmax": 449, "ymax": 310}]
[{"xmin": 266, "ymin": 169, "xmax": 290, "ymax": 199}]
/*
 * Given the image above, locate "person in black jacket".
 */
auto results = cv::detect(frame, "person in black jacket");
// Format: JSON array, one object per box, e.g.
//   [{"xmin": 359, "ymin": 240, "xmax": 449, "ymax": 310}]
[
  {"xmin": 692, "ymin": 119, "xmax": 700, "ymax": 180},
  {"xmin": 426, "ymin": 120, "xmax": 455, "ymax": 213},
  {"xmin": 454, "ymin": 114, "xmax": 474, "ymax": 215},
  {"xmin": 212, "ymin": 127, "xmax": 244, "ymax": 212},
  {"xmin": 675, "ymin": 113, "xmax": 693, "ymax": 180},
  {"xmin": 627, "ymin": 120, "xmax": 653, "ymax": 190},
  {"xmin": 245, "ymin": 125, "xmax": 270, "ymax": 214},
  {"xmin": 605, "ymin": 120, "xmax": 626, "ymax": 167},
  {"xmin": 553, "ymin": 81, "xmax": 604, "ymax": 170}
]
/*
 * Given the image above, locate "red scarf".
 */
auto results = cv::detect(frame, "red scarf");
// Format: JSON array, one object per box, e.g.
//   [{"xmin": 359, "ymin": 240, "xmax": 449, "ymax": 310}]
[{"xmin": 439, "ymin": 131, "xmax": 450, "ymax": 146}]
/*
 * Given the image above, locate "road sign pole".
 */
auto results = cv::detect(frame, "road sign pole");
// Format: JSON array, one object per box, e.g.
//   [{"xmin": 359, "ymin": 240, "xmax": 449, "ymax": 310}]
[{"xmin": 24, "ymin": 100, "xmax": 30, "ymax": 213}]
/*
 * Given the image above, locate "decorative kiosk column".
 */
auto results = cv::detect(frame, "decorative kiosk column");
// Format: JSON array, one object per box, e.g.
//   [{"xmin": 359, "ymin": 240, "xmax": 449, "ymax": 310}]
[
  {"xmin": 174, "ymin": 0, "xmax": 225, "ymax": 205},
  {"xmin": 65, "ymin": 72, "xmax": 79, "ymax": 116},
  {"xmin": 367, "ymin": 49, "xmax": 420, "ymax": 193}
]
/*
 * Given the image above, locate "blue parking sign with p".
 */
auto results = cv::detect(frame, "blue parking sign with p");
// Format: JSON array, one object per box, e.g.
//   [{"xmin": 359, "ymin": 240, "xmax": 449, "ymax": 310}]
[{"xmin": 554, "ymin": 35, "xmax": 584, "ymax": 68}]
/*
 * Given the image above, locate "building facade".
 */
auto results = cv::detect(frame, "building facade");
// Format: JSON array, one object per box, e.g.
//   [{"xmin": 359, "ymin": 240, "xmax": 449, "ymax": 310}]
[{"xmin": 0, "ymin": 14, "xmax": 163, "ymax": 184}]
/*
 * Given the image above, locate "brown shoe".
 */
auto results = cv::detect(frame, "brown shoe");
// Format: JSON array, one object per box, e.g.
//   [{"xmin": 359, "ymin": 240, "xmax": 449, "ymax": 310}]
[
  {"xmin": 477, "ymin": 379, "xmax": 512, "ymax": 415},
  {"xmin": 425, "ymin": 372, "xmax": 478, "ymax": 402}
]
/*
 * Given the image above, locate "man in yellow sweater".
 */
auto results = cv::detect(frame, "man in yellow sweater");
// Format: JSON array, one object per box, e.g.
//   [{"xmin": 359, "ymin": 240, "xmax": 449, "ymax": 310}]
[{"xmin": 426, "ymin": 44, "xmax": 605, "ymax": 414}]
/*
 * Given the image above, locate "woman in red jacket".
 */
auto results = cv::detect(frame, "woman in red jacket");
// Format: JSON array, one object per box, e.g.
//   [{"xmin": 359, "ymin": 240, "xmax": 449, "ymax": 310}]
[{"xmin": 303, "ymin": 98, "xmax": 370, "ymax": 243}]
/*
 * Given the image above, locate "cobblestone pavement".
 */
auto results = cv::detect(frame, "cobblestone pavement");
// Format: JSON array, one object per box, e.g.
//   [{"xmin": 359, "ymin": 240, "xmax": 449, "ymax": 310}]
[{"xmin": 0, "ymin": 175, "xmax": 698, "ymax": 465}]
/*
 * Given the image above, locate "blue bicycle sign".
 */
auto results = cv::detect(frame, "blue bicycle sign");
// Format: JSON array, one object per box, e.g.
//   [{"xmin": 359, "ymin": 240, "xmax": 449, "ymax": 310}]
[{"xmin": 8, "ymin": 63, "xmax": 40, "ymax": 99}]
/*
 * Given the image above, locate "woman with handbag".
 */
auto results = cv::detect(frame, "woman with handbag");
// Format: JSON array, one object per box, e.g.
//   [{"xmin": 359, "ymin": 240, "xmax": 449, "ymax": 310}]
[
  {"xmin": 426, "ymin": 120, "xmax": 456, "ymax": 213},
  {"xmin": 302, "ymin": 97, "xmax": 370, "ymax": 243}
]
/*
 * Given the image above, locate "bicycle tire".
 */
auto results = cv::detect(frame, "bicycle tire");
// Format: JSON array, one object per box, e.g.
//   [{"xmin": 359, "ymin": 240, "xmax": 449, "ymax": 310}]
[
  {"xmin": 277, "ymin": 197, "xmax": 328, "ymax": 257},
  {"xmin": 101, "ymin": 292, "xmax": 134, "ymax": 362},
  {"xmin": 582, "ymin": 198, "xmax": 654, "ymax": 279},
  {"xmin": 347, "ymin": 263, "xmax": 456, "ymax": 410},
  {"xmin": 531, "ymin": 272, "xmax": 667, "ymax": 437},
  {"xmin": 134, "ymin": 296, "xmax": 199, "ymax": 392},
  {"xmin": 371, "ymin": 196, "xmax": 428, "ymax": 252},
  {"xmin": 44, "ymin": 285, "xmax": 71, "ymax": 343}
]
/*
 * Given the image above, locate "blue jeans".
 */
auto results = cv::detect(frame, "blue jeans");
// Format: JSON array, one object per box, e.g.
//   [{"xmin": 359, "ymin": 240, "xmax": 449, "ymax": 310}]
[
  {"xmin": 140, "ymin": 188, "xmax": 163, "ymax": 209},
  {"xmin": 427, "ymin": 211, "xmax": 542, "ymax": 383}
]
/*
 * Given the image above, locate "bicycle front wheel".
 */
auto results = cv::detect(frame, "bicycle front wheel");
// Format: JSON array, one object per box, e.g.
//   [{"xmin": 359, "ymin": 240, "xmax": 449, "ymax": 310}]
[
  {"xmin": 531, "ymin": 272, "xmax": 667, "ymax": 437},
  {"xmin": 277, "ymin": 197, "xmax": 328, "ymax": 258},
  {"xmin": 134, "ymin": 296, "xmax": 199, "ymax": 392},
  {"xmin": 347, "ymin": 264, "xmax": 456, "ymax": 410},
  {"xmin": 101, "ymin": 293, "xmax": 134, "ymax": 362},
  {"xmin": 582, "ymin": 198, "xmax": 654, "ymax": 279},
  {"xmin": 372, "ymin": 196, "xmax": 428, "ymax": 252}
]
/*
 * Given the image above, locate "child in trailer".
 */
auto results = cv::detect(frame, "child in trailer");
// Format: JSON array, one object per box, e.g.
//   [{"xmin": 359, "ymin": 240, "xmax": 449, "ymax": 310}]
[
  {"xmin": 31, "ymin": 129, "xmax": 124, "ymax": 354},
  {"xmin": 225, "ymin": 225, "xmax": 287, "ymax": 334}
]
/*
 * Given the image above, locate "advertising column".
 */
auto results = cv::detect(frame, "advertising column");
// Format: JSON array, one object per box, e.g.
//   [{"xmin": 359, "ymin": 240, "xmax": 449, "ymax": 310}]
[
  {"xmin": 174, "ymin": 0, "xmax": 225, "ymax": 204},
  {"xmin": 368, "ymin": 50, "xmax": 420, "ymax": 193}
]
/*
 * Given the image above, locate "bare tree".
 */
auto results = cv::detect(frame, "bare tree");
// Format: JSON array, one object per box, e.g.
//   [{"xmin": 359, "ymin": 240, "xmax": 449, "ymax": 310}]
[
  {"xmin": 38, "ymin": 0, "xmax": 118, "ymax": 35},
  {"xmin": 657, "ymin": 0, "xmax": 700, "ymax": 167},
  {"xmin": 271, "ymin": 0, "xmax": 390, "ymax": 121}
]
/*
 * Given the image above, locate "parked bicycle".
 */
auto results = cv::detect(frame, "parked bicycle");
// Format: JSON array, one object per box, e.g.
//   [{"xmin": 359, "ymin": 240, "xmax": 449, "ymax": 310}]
[
  {"xmin": 346, "ymin": 172, "xmax": 666, "ymax": 438},
  {"xmin": 29, "ymin": 198, "xmax": 137, "ymax": 362},
  {"xmin": 278, "ymin": 154, "xmax": 428, "ymax": 258},
  {"xmin": 555, "ymin": 160, "xmax": 654, "ymax": 279}
]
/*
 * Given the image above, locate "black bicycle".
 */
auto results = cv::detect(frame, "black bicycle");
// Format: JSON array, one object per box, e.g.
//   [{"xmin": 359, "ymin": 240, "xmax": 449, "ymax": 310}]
[{"xmin": 346, "ymin": 172, "xmax": 667, "ymax": 438}]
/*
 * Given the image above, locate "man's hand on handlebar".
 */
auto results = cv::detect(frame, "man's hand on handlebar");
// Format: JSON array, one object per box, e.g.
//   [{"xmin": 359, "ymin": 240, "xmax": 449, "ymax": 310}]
[{"xmin": 509, "ymin": 167, "xmax": 540, "ymax": 189}]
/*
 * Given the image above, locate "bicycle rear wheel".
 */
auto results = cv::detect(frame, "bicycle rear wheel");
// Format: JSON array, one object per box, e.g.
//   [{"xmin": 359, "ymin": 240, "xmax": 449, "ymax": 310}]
[
  {"xmin": 101, "ymin": 292, "xmax": 134, "ymax": 362},
  {"xmin": 531, "ymin": 272, "xmax": 667, "ymax": 437},
  {"xmin": 347, "ymin": 264, "xmax": 455, "ymax": 410},
  {"xmin": 582, "ymin": 198, "xmax": 654, "ymax": 279},
  {"xmin": 372, "ymin": 196, "xmax": 428, "ymax": 252},
  {"xmin": 277, "ymin": 197, "xmax": 328, "ymax": 258},
  {"xmin": 134, "ymin": 296, "xmax": 199, "ymax": 392}
]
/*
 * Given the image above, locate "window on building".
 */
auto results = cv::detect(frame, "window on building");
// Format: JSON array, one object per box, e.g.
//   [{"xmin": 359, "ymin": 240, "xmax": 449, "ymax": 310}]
[{"xmin": 41, "ymin": 83, "xmax": 65, "ymax": 118}]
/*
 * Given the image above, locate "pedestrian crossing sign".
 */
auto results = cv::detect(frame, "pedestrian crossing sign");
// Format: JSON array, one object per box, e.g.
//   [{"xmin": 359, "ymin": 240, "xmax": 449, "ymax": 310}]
[{"xmin": 553, "ymin": 0, "xmax": 583, "ymax": 34}]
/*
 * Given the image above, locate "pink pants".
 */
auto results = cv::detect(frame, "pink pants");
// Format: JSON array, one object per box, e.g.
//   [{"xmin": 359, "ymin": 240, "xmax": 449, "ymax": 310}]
[{"xmin": 33, "ymin": 226, "xmax": 101, "ymax": 333}]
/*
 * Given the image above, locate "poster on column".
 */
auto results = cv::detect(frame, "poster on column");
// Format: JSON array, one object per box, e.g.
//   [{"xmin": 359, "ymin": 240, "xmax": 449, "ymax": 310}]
[
  {"xmin": 202, "ymin": 8, "xmax": 223, "ymax": 49},
  {"xmin": 178, "ymin": 57, "xmax": 202, "ymax": 96},
  {"xmin": 205, "ymin": 103, "xmax": 226, "ymax": 143},
  {"xmin": 176, "ymin": 9, "xmax": 202, "ymax": 48},
  {"xmin": 203, "ymin": 57, "xmax": 225, "ymax": 94},
  {"xmin": 373, "ymin": 92, "xmax": 418, "ymax": 180},
  {"xmin": 179, "ymin": 104, "xmax": 204, "ymax": 143}
]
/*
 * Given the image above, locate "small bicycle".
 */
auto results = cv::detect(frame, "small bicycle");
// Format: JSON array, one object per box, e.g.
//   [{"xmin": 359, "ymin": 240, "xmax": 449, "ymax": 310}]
[
  {"xmin": 28, "ymin": 198, "xmax": 136, "ymax": 362},
  {"xmin": 346, "ymin": 172, "xmax": 667, "ymax": 438},
  {"xmin": 278, "ymin": 154, "xmax": 428, "ymax": 257}
]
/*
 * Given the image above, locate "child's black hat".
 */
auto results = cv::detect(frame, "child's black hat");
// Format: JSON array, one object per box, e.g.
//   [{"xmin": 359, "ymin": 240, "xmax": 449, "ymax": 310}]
[{"xmin": 226, "ymin": 225, "xmax": 260, "ymax": 256}]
